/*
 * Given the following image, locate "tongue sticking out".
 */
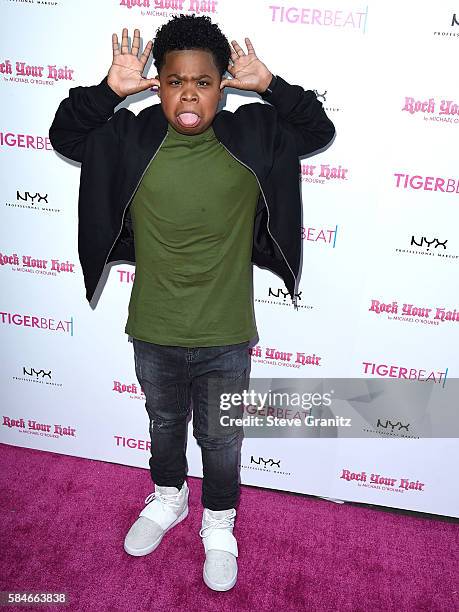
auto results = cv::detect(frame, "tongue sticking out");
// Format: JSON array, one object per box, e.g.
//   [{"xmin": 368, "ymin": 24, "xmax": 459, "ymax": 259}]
[{"xmin": 178, "ymin": 112, "xmax": 200, "ymax": 127}]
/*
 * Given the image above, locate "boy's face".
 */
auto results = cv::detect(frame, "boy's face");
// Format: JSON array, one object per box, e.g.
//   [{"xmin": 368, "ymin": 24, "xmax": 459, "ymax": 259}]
[{"xmin": 156, "ymin": 49, "xmax": 224, "ymax": 135}]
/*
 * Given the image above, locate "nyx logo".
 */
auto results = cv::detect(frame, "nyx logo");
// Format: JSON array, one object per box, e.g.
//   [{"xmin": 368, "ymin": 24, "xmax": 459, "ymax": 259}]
[
  {"xmin": 451, "ymin": 13, "xmax": 459, "ymax": 26},
  {"xmin": 23, "ymin": 367, "xmax": 52, "ymax": 379},
  {"xmin": 250, "ymin": 455, "xmax": 281, "ymax": 468},
  {"xmin": 268, "ymin": 287, "xmax": 302, "ymax": 302},
  {"xmin": 313, "ymin": 89, "xmax": 327, "ymax": 103},
  {"xmin": 376, "ymin": 419, "xmax": 410, "ymax": 432},
  {"xmin": 411, "ymin": 236, "xmax": 447, "ymax": 250},
  {"xmin": 16, "ymin": 191, "xmax": 48, "ymax": 204}
]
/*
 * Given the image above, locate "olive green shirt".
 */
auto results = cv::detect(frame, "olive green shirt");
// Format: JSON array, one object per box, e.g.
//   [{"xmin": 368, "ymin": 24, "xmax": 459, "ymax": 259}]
[{"xmin": 124, "ymin": 121, "xmax": 260, "ymax": 346}]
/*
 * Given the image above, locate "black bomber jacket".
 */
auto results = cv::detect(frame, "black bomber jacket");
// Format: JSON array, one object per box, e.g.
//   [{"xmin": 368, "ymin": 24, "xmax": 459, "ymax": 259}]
[{"xmin": 49, "ymin": 74, "xmax": 335, "ymax": 310}]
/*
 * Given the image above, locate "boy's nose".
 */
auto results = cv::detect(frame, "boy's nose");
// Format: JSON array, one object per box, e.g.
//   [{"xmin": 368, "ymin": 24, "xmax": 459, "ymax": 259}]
[{"xmin": 181, "ymin": 89, "xmax": 198, "ymax": 102}]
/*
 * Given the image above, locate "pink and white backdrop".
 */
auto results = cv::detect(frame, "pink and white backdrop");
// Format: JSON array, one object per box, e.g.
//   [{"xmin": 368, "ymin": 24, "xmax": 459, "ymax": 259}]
[{"xmin": 1, "ymin": 0, "xmax": 458, "ymax": 518}]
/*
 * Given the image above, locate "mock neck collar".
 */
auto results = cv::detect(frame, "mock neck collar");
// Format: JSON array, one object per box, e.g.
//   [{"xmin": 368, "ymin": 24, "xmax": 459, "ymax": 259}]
[{"xmin": 166, "ymin": 121, "xmax": 216, "ymax": 144}]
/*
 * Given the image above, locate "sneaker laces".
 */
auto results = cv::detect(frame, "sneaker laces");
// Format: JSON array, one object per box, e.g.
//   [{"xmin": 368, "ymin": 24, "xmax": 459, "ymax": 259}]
[
  {"xmin": 199, "ymin": 508, "xmax": 236, "ymax": 539},
  {"xmin": 144, "ymin": 487, "xmax": 183, "ymax": 511}
]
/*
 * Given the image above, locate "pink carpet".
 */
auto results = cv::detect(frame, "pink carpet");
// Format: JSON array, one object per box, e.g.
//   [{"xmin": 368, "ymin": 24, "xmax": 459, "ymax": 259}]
[{"xmin": 1, "ymin": 443, "xmax": 457, "ymax": 612}]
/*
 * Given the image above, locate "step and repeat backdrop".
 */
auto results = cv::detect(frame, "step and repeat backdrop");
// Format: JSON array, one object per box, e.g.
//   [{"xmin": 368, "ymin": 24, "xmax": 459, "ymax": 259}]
[{"xmin": 1, "ymin": 0, "xmax": 458, "ymax": 518}]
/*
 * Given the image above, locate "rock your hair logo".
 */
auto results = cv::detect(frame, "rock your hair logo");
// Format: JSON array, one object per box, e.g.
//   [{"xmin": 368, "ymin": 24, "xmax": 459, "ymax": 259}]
[
  {"xmin": 340, "ymin": 468, "xmax": 425, "ymax": 494},
  {"xmin": 119, "ymin": 0, "xmax": 219, "ymax": 16},
  {"xmin": 300, "ymin": 162, "xmax": 349, "ymax": 185},
  {"xmin": 249, "ymin": 345, "xmax": 322, "ymax": 368},
  {"xmin": 402, "ymin": 96, "xmax": 459, "ymax": 125},
  {"xmin": 368, "ymin": 299, "xmax": 459, "ymax": 327},
  {"xmin": 112, "ymin": 380, "xmax": 146, "ymax": 401},
  {"xmin": 3, "ymin": 416, "xmax": 77, "ymax": 440},
  {"xmin": 0, "ymin": 251, "xmax": 76, "ymax": 278},
  {"xmin": 0, "ymin": 59, "xmax": 74, "ymax": 86}
]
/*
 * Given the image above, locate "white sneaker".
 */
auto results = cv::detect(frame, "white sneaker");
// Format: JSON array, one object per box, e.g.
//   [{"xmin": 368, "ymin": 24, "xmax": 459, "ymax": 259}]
[
  {"xmin": 124, "ymin": 481, "xmax": 189, "ymax": 557},
  {"xmin": 200, "ymin": 507, "xmax": 238, "ymax": 591}
]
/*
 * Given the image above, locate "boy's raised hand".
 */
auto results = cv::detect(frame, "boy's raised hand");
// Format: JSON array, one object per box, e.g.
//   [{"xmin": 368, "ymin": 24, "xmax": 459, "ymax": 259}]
[
  {"xmin": 220, "ymin": 37, "xmax": 272, "ymax": 95},
  {"xmin": 107, "ymin": 28, "xmax": 159, "ymax": 97}
]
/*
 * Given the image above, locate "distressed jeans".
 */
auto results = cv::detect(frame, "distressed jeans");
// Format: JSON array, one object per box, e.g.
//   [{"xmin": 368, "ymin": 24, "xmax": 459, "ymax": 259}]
[{"xmin": 132, "ymin": 337, "xmax": 252, "ymax": 511}]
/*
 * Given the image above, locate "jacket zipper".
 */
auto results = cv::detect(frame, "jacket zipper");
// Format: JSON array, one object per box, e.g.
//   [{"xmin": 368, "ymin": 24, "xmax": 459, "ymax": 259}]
[
  {"xmin": 103, "ymin": 131, "xmax": 169, "ymax": 269},
  {"xmin": 218, "ymin": 141, "xmax": 299, "ymax": 311}
]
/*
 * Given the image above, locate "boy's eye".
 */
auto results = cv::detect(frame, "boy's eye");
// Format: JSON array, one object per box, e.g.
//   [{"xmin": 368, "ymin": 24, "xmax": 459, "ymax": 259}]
[{"xmin": 169, "ymin": 80, "xmax": 210, "ymax": 86}]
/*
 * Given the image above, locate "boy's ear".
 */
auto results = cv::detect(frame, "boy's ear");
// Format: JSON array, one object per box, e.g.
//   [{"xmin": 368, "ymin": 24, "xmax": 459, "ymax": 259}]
[{"xmin": 156, "ymin": 74, "xmax": 160, "ymax": 97}]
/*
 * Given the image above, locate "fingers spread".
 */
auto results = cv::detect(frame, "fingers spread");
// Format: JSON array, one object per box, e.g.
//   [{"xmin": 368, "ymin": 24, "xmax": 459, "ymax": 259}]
[
  {"xmin": 231, "ymin": 40, "xmax": 244, "ymax": 56},
  {"xmin": 140, "ymin": 40, "xmax": 152, "ymax": 66},
  {"xmin": 131, "ymin": 28, "xmax": 140, "ymax": 55},
  {"xmin": 245, "ymin": 37, "xmax": 256, "ymax": 55},
  {"xmin": 112, "ymin": 33, "xmax": 120, "ymax": 57},
  {"xmin": 121, "ymin": 27, "xmax": 129, "ymax": 53}
]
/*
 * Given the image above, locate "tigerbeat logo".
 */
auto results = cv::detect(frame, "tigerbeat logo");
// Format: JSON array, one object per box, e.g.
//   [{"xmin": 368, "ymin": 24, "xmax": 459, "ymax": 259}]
[
  {"xmin": 362, "ymin": 361, "xmax": 448, "ymax": 387},
  {"xmin": 268, "ymin": 5, "xmax": 368, "ymax": 32},
  {"xmin": 394, "ymin": 173, "xmax": 459, "ymax": 194},
  {"xmin": 0, "ymin": 311, "xmax": 74, "ymax": 335}
]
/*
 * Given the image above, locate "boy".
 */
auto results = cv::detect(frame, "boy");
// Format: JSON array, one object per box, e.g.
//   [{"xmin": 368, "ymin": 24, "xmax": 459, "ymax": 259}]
[{"xmin": 49, "ymin": 14, "xmax": 335, "ymax": 592}]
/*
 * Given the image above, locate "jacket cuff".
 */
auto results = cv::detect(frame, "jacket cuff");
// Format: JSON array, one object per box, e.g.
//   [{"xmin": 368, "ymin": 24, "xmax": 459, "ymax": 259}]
[
  {"xmin": 259, "ymin": 74, "xmax": 317, "ymax": 113},
  {"xmin": 92, "ymin": 75, "xmax": 127, "ymax": 113},
  {"xmin": 260, "ymin": 73, "xmax": 280, "ymax": 100},
  {"xmin": 259, "ymin": 74, "xmax": 278, "ymax": 97}
]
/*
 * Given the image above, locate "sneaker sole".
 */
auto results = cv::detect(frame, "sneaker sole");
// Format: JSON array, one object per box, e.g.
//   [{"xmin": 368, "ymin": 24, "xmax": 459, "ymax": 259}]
[{"xmin": 124, "ymin": 504, "xmax": 189, "ymax": 557}]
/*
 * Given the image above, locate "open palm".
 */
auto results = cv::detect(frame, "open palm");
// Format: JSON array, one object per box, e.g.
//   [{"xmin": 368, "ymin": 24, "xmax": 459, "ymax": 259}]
[
  {"xmin": 220, "ymin": 38, "xmax": 272, "ymax": 94},
  {"xmin": 107, "ymin": 28, "xmax": 159, "ymax": 97}
]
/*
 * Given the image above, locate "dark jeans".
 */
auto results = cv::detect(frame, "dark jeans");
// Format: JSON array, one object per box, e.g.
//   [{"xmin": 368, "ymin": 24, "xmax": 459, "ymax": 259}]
[{"xmin": 132, "ymin": 337, "xmax": 252, "ymax": 511}]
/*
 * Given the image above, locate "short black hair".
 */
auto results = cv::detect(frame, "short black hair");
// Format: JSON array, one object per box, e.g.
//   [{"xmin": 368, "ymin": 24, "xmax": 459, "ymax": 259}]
[{"xmin": 152, "ymin": 14, "xmax": 231, "ymax": 77}]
